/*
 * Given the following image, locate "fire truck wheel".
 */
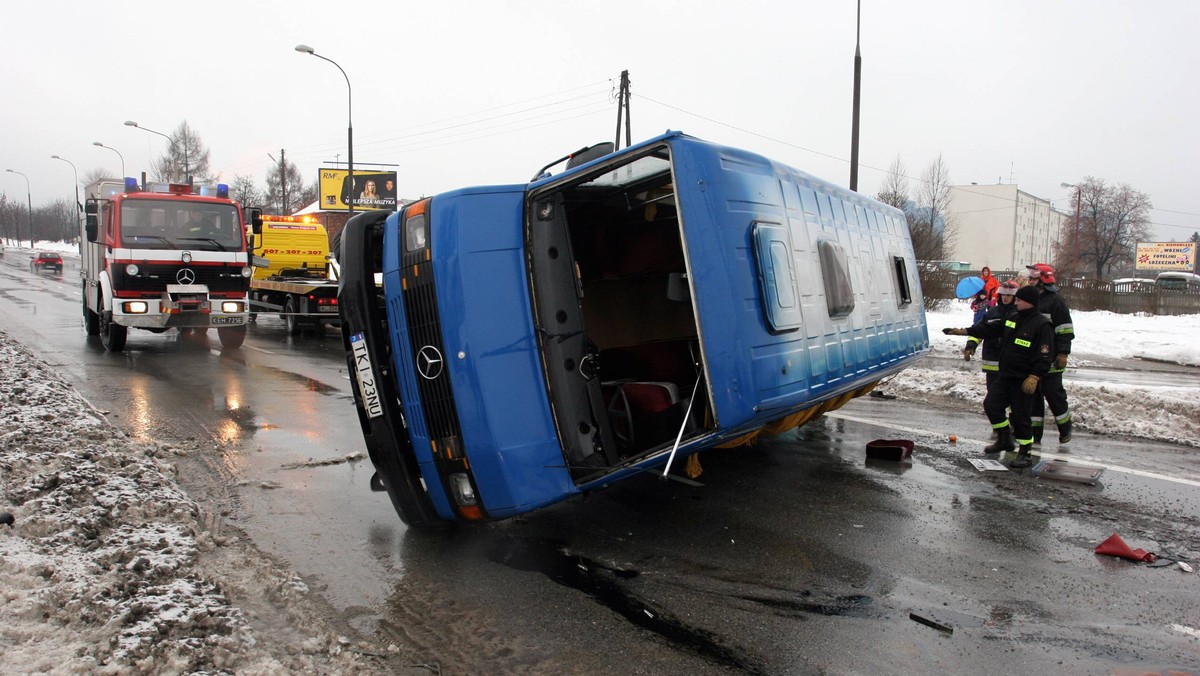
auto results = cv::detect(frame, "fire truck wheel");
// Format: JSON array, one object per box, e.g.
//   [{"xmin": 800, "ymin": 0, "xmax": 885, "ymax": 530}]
[
  {"xmin": 99, "ymin": 311, "xmax": 127, "ymax": 352},
  {"xmin": 218, "ymin": 325, "xmax": 247, "ymax": 349},
  {"xmin": 83, "ymin": 288, "xmax": 99, "ymax": 336},
  {"xmin": 284, "ymin": 297, "xmax": 302, "ymax": 336}
]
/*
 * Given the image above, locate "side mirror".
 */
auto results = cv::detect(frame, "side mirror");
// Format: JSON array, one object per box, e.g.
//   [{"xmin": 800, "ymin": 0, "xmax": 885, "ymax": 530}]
[
  {"xmin": 84, "ymin": 201, "xmax": 98, "ymax": 216},
  {"xmin": 246, "ymin": 207, "xmax": 263, "ymax": 234},
  {"xmin": 566, "ymin": 142, "xmax": 615, "ymax": 169},
  {"xmin": 85, "ymin": 216, "xmax": 98, "ymax": 243}
]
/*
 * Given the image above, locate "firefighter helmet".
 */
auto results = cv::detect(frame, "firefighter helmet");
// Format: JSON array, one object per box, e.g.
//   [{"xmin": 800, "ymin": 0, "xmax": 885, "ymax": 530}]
[{"xmin": 1026, "ymin": 263, "xmax": 1056, "ymax": 284}]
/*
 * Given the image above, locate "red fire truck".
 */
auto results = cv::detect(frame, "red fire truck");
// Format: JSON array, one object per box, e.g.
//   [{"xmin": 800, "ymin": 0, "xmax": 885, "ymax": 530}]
[{"xmin": 82, "ymin": 177, "xmax": 260, "ymax": 351}]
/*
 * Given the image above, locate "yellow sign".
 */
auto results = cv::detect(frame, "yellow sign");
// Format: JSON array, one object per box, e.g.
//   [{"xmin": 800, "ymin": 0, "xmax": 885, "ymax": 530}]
[
  {"xmin": 317, "ymin": 168, "xmax": 398, "ymax": 212},
  {"xmin": 1135, "ymin": 242, "xmax": 1197, "ymax": 271}
]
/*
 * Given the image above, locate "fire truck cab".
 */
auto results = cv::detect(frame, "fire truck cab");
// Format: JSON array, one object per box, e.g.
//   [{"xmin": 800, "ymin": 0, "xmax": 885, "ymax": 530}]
[{"xmin": 82, "ymin": 177, "xmax": 258, "ymax": 351}]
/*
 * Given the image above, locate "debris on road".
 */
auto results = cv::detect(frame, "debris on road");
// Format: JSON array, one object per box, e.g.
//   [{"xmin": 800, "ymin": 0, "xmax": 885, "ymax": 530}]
[
  {"xmin": 280, "ymin": 452, "xmax": 366, "ymax": 470},
  {"xmin": 1094, "ymin": 532, "xmax": 1158, "ymax": 563},
  {"xmin": 909, "ymin": 611, "xmax": 954, "ymax": 634},
  {"xmin": 968, "ymin": 458, "xmax": 1008, "ymax": 472},
  {"xmin": 866, "ymin": 439, "xmax": 913, "ymax": 461},
  {"xmin": 1031, "ymin": 460, "xmax": 1105, "ymax": 485}
]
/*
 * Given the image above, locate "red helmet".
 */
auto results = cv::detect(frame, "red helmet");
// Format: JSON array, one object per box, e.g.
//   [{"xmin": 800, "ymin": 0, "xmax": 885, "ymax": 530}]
[{"xmin": 1026, "ymin": 263, "xmax": 1056, "ymax": 284}]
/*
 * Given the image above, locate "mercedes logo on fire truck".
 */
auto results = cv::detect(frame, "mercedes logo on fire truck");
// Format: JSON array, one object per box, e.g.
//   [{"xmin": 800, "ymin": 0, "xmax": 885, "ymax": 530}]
[
  {"xmin": 416, "ymin": 346, "xmax": 444, "ymax": 380},
  {"xmin": 176, "ymin": 268, "xmax": 197, "ymax": 285}
]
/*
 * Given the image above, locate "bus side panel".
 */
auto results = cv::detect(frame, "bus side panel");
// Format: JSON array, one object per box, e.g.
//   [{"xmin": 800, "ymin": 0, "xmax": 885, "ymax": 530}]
[{"xmin": 670, "ymin": 138, "xmax": 927, "ymax": 427}]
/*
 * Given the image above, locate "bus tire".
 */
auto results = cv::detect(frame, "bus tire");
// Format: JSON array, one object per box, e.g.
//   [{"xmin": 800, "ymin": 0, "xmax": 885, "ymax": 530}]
[
  {"xmin": 284, "ymin": 296, "xmax": 302, "ymax": 336},
  {"xmin": 99, "ymin": 310, "xmax": 127, "ymax": 352},
  {"xmin": 218, "ymin": 325, "xmax": 247, "ymax": 349},
  {"xmin": 83, "ymin": 286, "xmax": 100, "ymax": 336}
]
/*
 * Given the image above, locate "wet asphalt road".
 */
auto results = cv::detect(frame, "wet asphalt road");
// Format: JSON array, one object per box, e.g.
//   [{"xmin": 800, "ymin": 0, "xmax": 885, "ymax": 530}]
[{"xmin": 2, "ymin": 251, "xmax": 1198, "ymax": 674}]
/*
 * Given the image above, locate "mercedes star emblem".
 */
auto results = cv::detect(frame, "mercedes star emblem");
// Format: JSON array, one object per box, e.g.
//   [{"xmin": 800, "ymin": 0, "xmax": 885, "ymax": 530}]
[
  {"xmin": 417, "ymin": 346, "xmax": 444, "ymax": 380},
  {"xmin": 176, "ymin": 268, "xmax": 196, "ymax": 285}
]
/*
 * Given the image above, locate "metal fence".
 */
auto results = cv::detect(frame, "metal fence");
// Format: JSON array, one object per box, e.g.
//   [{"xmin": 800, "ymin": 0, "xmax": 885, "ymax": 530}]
[{"xmin": 922, "ymin": 270, "xmax": 1200, "ymax": 315}]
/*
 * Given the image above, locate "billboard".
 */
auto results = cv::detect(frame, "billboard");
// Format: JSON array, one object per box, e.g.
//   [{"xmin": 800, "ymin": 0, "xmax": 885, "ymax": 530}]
[
  {"xmin": 317, "ymin": 168, "xmax": 398, "ymax": 211},
  {"xmin": 1135, "ymin": 242, "xmax": 1197, "ymax": 271}
]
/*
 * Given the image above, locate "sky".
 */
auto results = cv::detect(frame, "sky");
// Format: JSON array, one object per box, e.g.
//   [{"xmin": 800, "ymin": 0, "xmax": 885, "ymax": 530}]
[{"xmin": 2, "ymin": 1, "xmax": 1197, "ymax": 242}]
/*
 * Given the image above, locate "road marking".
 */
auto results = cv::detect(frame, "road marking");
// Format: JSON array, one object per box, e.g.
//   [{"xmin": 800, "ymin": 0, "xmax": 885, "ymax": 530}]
[{"xmin": 828, "ymin": 412, "xmax": 1200, "ymax": 489}]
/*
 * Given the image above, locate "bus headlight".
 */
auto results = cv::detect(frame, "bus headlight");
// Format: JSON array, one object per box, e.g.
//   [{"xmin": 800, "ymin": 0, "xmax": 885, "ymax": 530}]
[
  {"xmin": 448, "ymin": 473, "xmax": 477, "ymax": 507},
  {"xmin": 240, "ymin": 266, "xmax": 252, "ymax": 278},
  {"xmin": 122, "ymin": 301, "xmax": 149, "ymax": 314},
  {"xmin": 125, "ymin": 263, "xmax": 139, "ymax": 276},
  {"xmin": 221, "ymin": 301, "xmax": 244, "ymax": 313},
  {"xmin": 404, "ymin": 212, "xmax": 428, "ymax": 252}
]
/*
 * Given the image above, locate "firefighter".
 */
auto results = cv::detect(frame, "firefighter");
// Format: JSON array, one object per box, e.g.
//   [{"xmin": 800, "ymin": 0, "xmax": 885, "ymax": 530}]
[
  {"xmin": 944, "ymin": 284, "xmax": 1054, "ymax": 468},
  {"xmin": 1022, "ymin": 263, "xmax": 1075, "ymax": 444}
]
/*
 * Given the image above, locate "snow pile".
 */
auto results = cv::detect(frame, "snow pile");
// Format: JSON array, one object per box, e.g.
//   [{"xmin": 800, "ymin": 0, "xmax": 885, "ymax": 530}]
[
  {"xmin": 0, "ymin": 332, "xmax": 386, "ymax": 673},
  {"xmin": 893, "ymin": 306, "xmax": 1200, "ymax": 447}
]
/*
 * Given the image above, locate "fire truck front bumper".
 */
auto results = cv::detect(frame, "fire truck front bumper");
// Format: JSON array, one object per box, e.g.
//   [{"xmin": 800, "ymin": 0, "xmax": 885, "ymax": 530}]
[{"xmin": 112, "ymin": 285, "xmax": 249, "ymax": 328}]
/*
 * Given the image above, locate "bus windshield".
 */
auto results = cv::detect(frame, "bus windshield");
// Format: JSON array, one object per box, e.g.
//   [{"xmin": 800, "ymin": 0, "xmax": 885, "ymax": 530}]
[{"xmin": 120, "ymin": 199, "xmax": 242, "ymax": 251}]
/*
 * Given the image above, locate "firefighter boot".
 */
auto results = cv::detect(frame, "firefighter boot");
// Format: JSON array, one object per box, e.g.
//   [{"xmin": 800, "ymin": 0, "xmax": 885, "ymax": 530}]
[
  {"xmin": 1010, "ymin": 443, "xmax": 1035, "ymax": 469},
  {"xmin": 983, "ymin": 428, "xmax": 1015, "ymax": 455},
  {"xmin": 1032, "ymin": 424, "xmax": 1043, "ymax": 445},
  {"xmin": 1058, "ymin": 421, "xmax": 1072, "ymax": 444}
]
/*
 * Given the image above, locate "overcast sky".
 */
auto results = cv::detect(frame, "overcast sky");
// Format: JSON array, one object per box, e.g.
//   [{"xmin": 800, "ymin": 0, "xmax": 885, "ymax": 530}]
[{"xmin": 2, "ymin": 1, "xmax": 1196, "ymax": 241}]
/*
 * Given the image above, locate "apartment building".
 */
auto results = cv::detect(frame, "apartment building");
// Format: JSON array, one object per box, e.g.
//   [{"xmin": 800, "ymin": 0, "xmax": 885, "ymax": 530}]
[{"xmin": 946, "ymin": 184, "xmax": 1068, "ymax": 272}]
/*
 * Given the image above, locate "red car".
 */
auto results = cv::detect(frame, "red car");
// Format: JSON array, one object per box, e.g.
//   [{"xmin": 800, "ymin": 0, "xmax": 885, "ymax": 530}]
[{"xmin": 31, "ymin": 251, "xmax": 63, "ymax": 274}]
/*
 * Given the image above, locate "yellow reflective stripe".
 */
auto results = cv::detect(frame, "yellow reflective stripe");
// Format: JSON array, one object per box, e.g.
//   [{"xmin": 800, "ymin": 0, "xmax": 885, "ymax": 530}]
[
  {"xmin": 1004, "ymin": 320, "xmax": 1016, "ymax": 328},
  {"xmin": 982, "ymin": 364, "xmax": 999, "ymax": 372},
  {"xmin": 967, "ymin": 336, "xmax": 982, "ymax": 345},
  {"xmin": 1056, "ymin": 324, "xmax": 1074, "ymax": 334},
  {"xmin": 1014, "ymin": 338, "xmax": 1031, "ymax": 347},
  {"xmin": 992, "ymin": 420, "xmax": 1011, "ymax": 430}
]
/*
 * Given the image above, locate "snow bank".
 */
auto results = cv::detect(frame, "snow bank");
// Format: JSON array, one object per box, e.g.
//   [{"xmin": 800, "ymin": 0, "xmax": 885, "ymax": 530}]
[{"xmin": 0, "ymin": 331, "xmax": 389, "ymax": 673}]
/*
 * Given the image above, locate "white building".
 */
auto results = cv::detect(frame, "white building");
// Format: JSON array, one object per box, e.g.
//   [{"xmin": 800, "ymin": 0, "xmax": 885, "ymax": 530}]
[{"xmin": 946, "ymin": 184, "xmax": 1068, "ymax": 273}]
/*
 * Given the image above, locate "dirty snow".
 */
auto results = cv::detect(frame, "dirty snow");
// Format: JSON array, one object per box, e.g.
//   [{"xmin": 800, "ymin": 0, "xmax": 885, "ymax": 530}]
[
  {"xmin": 0, "ymin": 332, "xmax": 393, "ymax": 674},
  {"xmin": 900, "ymin": 303, "xmax": 1200, "ymax": 447}
]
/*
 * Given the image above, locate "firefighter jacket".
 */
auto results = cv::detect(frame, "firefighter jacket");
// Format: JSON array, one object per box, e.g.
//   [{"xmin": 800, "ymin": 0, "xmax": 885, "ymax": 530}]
[
  {"xmin": 966, "ymin": 301, "xmax": 1017, "ymax": 373},
  {"xmin": 966, "ymin": 306, "xmax": 1053, "ymax": 380},
  {"xmin": 1036, "ymin": 284, "xmax": 1074, "ymax": 370}
]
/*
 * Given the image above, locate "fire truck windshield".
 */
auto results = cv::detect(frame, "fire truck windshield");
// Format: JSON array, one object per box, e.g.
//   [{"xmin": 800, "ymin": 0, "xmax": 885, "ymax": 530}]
[{"xmin": 120, "ymin": 200, "xmax": 242, "ymax": 250}]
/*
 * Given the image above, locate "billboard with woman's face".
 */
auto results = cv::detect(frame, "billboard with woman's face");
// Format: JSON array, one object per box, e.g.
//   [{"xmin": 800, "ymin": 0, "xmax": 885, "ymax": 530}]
[{"xmin": 318, "ymin": 168, "xmax": 398, "ymax": 211}]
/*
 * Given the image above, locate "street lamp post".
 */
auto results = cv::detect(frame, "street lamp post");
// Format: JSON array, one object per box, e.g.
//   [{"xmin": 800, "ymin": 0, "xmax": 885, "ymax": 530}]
[
  {"xmin": 295, "ymin": 44, "xmax": 354, "ymax": 217},
  {"xmin": 51, "ymin": 154, "xmax": 82, "ymax": 242},
  {"xmin": 1060, "ymin": 182, "xmax": 1082, "ymax": 281},
  {"xmin": 93, "ymin": 142, "xmax": 126, "ymax": 177},
  {"xmin": 125, "ymin": 120, "xmax": 189, "ymax": 180},
  {"xmin": 5, "ymin": 169, "xmax": 33, "ymax": 248}
]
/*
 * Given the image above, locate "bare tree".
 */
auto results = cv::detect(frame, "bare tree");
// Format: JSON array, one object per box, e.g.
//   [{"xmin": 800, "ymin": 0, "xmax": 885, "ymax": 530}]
[
  {"xmin": 1058, "ymin": 177, "xmax": 1152, "ymax": 279},
  {"xmin": 905, "ymin": 154, "xmax": 958, "ymax": 265},
  {"xmin": 875, "ymin": 155, "xmax": 910, "ymax": 211},
  {"xmin": 151, "ymin": 121, "xmax": 212, "ymax": 183},
  {"xmin": 265, "ymin": 158, "xmax": 309, "ymax": 214},
  {"xmin": 230, "ymin": 174, "xmax": 265, "ymax": 208}
]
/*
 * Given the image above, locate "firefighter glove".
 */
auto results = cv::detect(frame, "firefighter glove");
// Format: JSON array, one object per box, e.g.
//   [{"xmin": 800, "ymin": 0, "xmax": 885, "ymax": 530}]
[
  {"xmin": 962, "ymin": 345, "xmax": 976, "ymax": 361},
  {"xmin": 1054, "ymin": 354, "xmax": 1068, "ymax": 370},
  {"xmin": 1021, "ymin": 375, "xmax": 1040, "ymax": 395},
  {"xmin": 942, "ymin": 328, "xmax": 968, "ymax": 336}
]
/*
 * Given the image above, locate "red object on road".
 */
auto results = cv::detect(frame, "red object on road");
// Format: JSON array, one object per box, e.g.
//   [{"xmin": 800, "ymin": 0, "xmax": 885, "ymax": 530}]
[
  {"xmin": 866, "ymin": 439, "xmax": 914, "ymax": 461},
  {"xmin": 1094, "ymin": 532, "xmax": 1158, "ymax": 563}
]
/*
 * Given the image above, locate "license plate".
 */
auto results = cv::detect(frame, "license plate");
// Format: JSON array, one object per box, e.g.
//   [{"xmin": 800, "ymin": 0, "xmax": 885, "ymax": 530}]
[
  {"xmin": 211, "ymin": 316, "xmax": 245, "ymax": 325},
  {"xmin": 350, "ymin": 332, "xmax": 384, "ymax": 419},
  {"xmin": 318, "ymin": 305, "xmax": 337, "ymax": 312}
]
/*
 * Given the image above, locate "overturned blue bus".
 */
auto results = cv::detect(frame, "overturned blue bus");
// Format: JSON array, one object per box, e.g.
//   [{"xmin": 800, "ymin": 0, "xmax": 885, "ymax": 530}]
[{"xmin": 339, "ymin": 131, "xmax": 929, "ymax": 528}]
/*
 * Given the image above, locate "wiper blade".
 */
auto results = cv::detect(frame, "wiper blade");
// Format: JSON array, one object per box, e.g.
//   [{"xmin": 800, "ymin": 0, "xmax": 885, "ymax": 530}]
[
  {"xmin": 178, "ymin": 237, "xmax": 227, "ymax": 251},
  {"xmin": 125, "ymin": 234, "xmax": 178, "ymax": 248}
]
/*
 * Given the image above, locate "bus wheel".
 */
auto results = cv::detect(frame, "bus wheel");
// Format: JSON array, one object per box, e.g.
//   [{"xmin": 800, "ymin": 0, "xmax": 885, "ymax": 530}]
[
  {"xmin": 218, "ymin": 325, "xmax": 247, "ymax": 349},
  {"xmin": 99, "ymin": 311, "xmax": 127, "ymax": 352}
]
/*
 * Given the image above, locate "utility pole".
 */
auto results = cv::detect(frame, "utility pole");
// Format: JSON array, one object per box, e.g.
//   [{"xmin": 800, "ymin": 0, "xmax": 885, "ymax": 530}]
[
  {"xmin": 613, "ymin": 70, "xmax": 632, "ymax": 151},
  {"xmin": 280, "ymin": 149, "xmax": 288, "ymax": 214},
  {"xmin": 849, "ymin": 0, "xmax": 862, "ymax": 192}
]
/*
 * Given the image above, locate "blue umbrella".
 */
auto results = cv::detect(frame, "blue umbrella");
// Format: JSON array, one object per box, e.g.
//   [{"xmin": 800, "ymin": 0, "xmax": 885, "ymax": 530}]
[{"xmin": 955, "ymin": 276, "xmax": 985, "ymax": 299}]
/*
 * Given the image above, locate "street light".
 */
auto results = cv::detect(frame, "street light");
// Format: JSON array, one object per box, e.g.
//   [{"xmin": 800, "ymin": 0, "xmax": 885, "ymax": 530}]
[
  {"xmin": 93, "ymin": 142, "xmax": 126, "ymax": 177},
  {"xmin": 125, "ymin": 120, "xmax": 189, "ymax": 180},
  {"xmin": 5, "ymin": 169, "xmax": 33, "ymax": 249},
  {"xmin": 295, "ymin": 43, "xmax": 354, "ymax": 217},
  {"xmin": 1061, "ymin": 182, "xmax": 1082, "ymax": 282},
  {"xmin": 51, "ymin": 154, "xmax": 81, "ymax": 242}
]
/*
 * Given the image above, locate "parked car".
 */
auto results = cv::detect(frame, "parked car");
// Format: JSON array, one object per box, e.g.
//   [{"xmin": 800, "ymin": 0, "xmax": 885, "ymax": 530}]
[
  {"xmin": 1110, "ymin": 277, "xmax": 1156, "ymax": 293},
  {"xmin": 30, "ymin": 251, "xmax": 63, "ymax": 274},
  {"xmin": 1155, "ymin": 271, "xmax": 1200, "ymax": 292}
]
